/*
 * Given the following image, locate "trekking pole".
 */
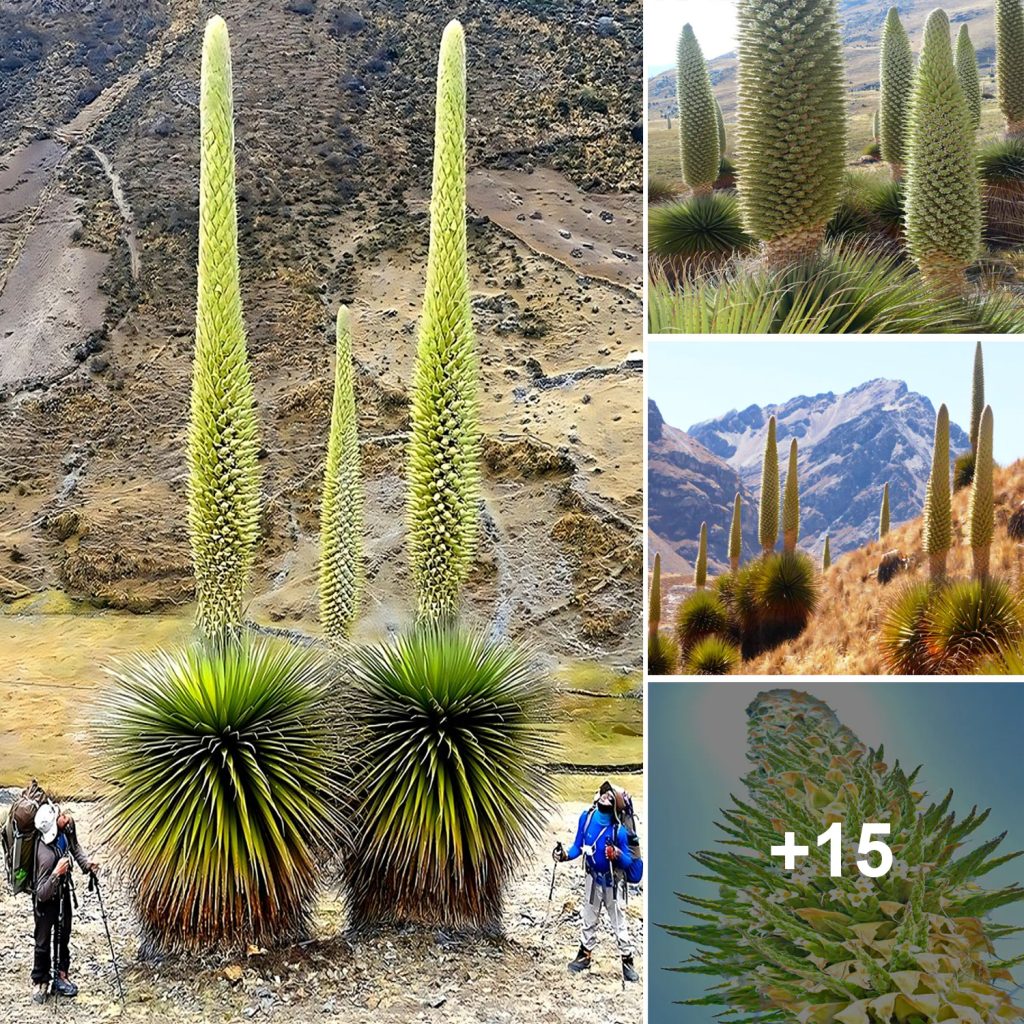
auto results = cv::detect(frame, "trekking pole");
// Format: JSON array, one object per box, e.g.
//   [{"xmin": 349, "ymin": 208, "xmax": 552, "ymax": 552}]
[
  {"xmin": 549, "ymin": 844, "xmax": 562, "ymax": 902},
  {"xmin": 54, "ymin": 863, "xmax": 67, "ymax": 1017},
  {"xmin": 89, "ymin": 871, "xmax": 126, "ymax": 1012}
]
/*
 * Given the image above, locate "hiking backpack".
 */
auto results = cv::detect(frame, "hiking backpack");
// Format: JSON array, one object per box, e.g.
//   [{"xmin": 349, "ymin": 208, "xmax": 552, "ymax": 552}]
[
  {"xmin": 585, "ymin": 781, "xmax": 643, "ymax": 885},
  {"xmin": 1, "ymin": 779, "xmax": 47, "ymax": 896}
]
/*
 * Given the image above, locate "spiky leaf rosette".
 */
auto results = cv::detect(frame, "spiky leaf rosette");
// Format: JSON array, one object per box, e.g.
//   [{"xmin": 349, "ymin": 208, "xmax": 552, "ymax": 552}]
[
  {"xmin": 970, "ymin": 341, "xmax": 985, "ymax": 453},
  {"xmin": 735, "ymin": 0, "xmax": 847, "ymax": 262},
  {"xmin": 695, "ymin": 521, "xmax": 708, "ymax": 589},
  {"xmin": 927, "ymin": 577, "xmax": 1024, "ymax": 671},
  {"xmin": 880, "ymin": 580, "xmax": 941, "ymax": 674},
  {"xmin": 319, "ymin": 306, "xmax": 363, "ymax": 643},
  {"xmin": 759, "ymin": 415, "xmax": 779, "ymax": 554},
  {"xmin": 665, "ymin": 688, "xmax": 1024, "ymax": 1020},
  {"xmin": 675, "ymin": 590, "xmax": 733, "ymax": 656},
  {"xmin": 879, "ymin": 7, "xmax": 915, "ymax": 175},
  {"xmin": 407, "ymin": 21, "xmax": 481, "ymax": 625},
  {"xmin": 648, "ymin": 629, "xmax": 680, "ymax": 676},
  {"xmin": 782, "ymin": 438, "xmax": 799, "ymax": 553},
  {"xmin": 968, "ymin": 404, "xmax": 995, "ymax": 580},
  {"xmin": 676, "ymin": 24, "xmax": 721, "ymax": 195},
  {"xmin": 923, "ymin": 403, "xmax": 952, "ymax": 581},
  {"xmin": 685, "ymin": 635, "xmax": 740, "ymax": 675},
  {"xmin": 729, "ymin": 492, "xmax": 742, "ymax": 571},
  {"xmin": 96, "ymin": 635, "xmax": 347, "ymax": 952},
  {"xmin": 821, "ymin": 533, "xmax": 831, "ymax": 570},
  {"xmin": 997, "ymin": 0, "xmax": 1024, "ymax": 137},
  {"xmin": 344, "ymin": 628, "xmax": 553, "ymax": 929},
  {"xmin": 879, "ymin": 481, "xmax": 891, "ymax": 539},
  {"xmin": 905, "ymin": 10, "xmax": 982, "ymax": 293},
  {"xmin": 955, "ymin": 25, "xmax": 982, "ymax": 130},
  {"xmin": 188, "ymin": 17, "xmax": 261, "ymax": 637}
]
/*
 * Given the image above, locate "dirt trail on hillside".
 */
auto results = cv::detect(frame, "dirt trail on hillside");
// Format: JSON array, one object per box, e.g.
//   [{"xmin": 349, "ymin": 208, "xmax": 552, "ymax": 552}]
[{"xmin": 0, "ymin": 798, "xmax": 644, "ymax": 1023}]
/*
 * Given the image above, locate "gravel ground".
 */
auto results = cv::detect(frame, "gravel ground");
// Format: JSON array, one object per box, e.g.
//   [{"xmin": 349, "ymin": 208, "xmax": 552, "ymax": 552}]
[{"xmin": 0, "ymin": 798, "xmax": 643, "ymax": 1022}]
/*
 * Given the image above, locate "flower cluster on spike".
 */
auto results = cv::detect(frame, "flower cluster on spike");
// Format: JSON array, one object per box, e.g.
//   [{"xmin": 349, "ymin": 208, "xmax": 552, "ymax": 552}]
[
  {"xmin": 879, "ymin": 7, "xmax": 914, "ymax": 176},
  {"xmin": 879, "ymin": 481, "xmax": 890, "ymax": 540},
  {"xmin": 695, "ymin": 522, "xmax": 708, "ymax": 588},
  {"xmin": 968, "ymin": 405, "xmax": 995, "ymax": 580},
  {"xmin": 187, "ymin": 15, "xmax": 261, "ymax": 637},
  {"xmin": 735, "ymin": 0, "xmax": 847, "ymax": 262},
  {"xmin": 905, "ymin": 10, "xmax": 982, "ymax": 294},
  {"xmin": 729, "ymin": 493, "xmax": 741, "ymax": 571},
  {"xmin": 406, "ymin": 20, "xmax": 481, "ymax": 625},
  {"xmin": 955, "ymin": 25, "xmax": 982, "ymax": 130},
  {"xmin": 676, "ymin": 25, "xmax": 721, "ymax": 196},
  {"xmin": 821, "ymin": 533, "xmax": 831, "ymax": 570},
  {"xmin": 971, "ymin": 341, "xmax": 985, "ymax": 453},
  {"xmin": 997, "ymin": 0, "xmax": 1024, "ymax": 137},
  {"xmin": 758, "ymin": 415, "xmax": 779, "ymax": 555},
  {"xmin": 782, "ymin": 438, "xmax": 799, "ymax": 553},
  {"xmin": 923, "ymin": 403, "xmax": 952, "ymax": 581},
  {"xmin": 319, "ymin": 307, "xmax": 363, "ymax": 643}
]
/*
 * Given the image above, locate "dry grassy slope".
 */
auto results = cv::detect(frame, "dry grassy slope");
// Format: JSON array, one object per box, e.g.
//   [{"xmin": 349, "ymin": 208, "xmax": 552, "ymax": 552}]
[
  {"xmin": 648, "ymin": 0, "xmax": 993, "ymax": 120},
  {"xmin": 0, "ymin": 0, "xmax": 643, "ymax": 665},
  {"xmin": 744, "ymin": 460, "xmax": 1024, "ymax": 676}
]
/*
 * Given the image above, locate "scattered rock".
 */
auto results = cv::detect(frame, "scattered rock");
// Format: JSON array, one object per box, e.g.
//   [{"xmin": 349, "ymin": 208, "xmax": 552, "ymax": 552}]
[
  {"xmin": 877, "ymin": 549, "xmax": 909, "ymax": 585},
  {"xmin": 596, "ymin": 16, "xmax": 620, "ymax": 37}
]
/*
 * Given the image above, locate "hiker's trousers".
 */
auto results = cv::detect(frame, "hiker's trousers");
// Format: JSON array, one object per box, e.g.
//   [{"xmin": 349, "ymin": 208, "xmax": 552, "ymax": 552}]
[
  {"xmin": 580, "ymin": 873, "xmax": 632, "ymax": 957},
  {"xmin": 32, "ymin": 888, "xmax": 72, "ymax": 984}
]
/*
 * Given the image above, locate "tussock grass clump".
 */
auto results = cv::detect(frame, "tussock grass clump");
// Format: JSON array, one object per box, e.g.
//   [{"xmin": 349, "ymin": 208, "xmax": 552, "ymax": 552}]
[
  {"xmin": 927, "ymin": 577, "xmax": 1024, "ymax": 671},
  {"xmin": 1009, "ymin": 503, "xmax": 1024, "ymax": 540},
  {"xmin": 980, "ymin": 138, "xmax": 1024, "ymax": 184},
  {"xmin": 647, "ymin": 194, "xmax": 753, "ymax": 271},
  {"xmin": 648, "ymin": 245, "xmax": 1024, "ymax": 335},
  {"xmin": 674, "ymin": 590, "xmax": 733, "ymax": 655},
  {"xmin": 879, "ymin": 581, "xmax": 940, "ymax": 674},
  {"xmin": 648, "ymin": 175, "xmax": 682, "ymax": 204},
  {"xmin": 684, "ymin": 635, "xmax": 740, "ymax": 675},
  {"xmin": 344, "ymin": 628, "xmax": 553, "ymax": 930}
]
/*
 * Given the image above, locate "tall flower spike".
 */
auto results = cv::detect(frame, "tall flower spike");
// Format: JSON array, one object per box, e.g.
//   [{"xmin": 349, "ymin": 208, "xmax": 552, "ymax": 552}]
[
  {"xmin": 923, "ymin": 403, "xmax": 952, "ymax": 581},
  {"xmin": 955, "ymin": 25, "xmax": 982, "ymax": 130},
  {"xmin": 187, "ymin": 16, "xmax": 261, "ymax": 637},
  {"xmin": 736, "ymin": 0, "xmax": 847, "ymax": 263},
  {"xmin": 319, "ymin": 307, "xmax": 363, "ymax": 643},
  {"xmin": 879, "ymin": 482, "xmax": 890, "ymax": 540},
  {"xmin": 968, "ymin": 405, "xmax": 995, "ymax": 580},
  {"xmin": 997, "ymin": 0, "xmax": 1024, "ymax": 137},
  {"xmin": 406, "ymin": 21, "xmax": 481, "ymax": 625},
  {"xmin": 821, "ymin": 533, "xmax": 831, "ymax": 571},
  {"xmin": 970, "ymin": 341, "xmax": 985, "ymax": 454},
  {"xmin": 649, "ymin": 552, "xmax": 662, "ymax": 639},
  {"xmin": 675, "ymin": 24, "xmax": 721, "ymax": 196},
  {"xmin": 782, "ymin": 438, "xmax": 799, "ymax": 553},
  {"xmin": 905, "ymin": 9, "xmax": 982, "ymax": 296},
  {"xmin": 879, "ymin": 7, "xmax": 914, "ymax": 178},
  {"xmin": 695, "ymin": 522, "xmax": 708, "ymax": 589},
  {"xmin": 758, "ymin": 416, "xmax": 779, "ymax": 555},
  {"xmin": 728, "ymin": 492, "xmax": 741, "ymax": 572}
]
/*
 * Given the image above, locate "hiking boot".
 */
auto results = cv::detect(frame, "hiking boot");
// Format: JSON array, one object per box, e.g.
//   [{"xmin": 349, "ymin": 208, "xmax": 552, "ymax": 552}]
[
  {"xmin": 31, "ymin": 983, "xmax": 48, "ymax": 1004},
  {"xmin": 622, "ymin": 954, "xmax": 639, "ymax": 983},
  {"xmin": 53, "ymin": 974, "xmax": 78, "ymax": 997},
  {"xmin": 567, "ymin": 945, "xmax": 592, "ymax": 973}
]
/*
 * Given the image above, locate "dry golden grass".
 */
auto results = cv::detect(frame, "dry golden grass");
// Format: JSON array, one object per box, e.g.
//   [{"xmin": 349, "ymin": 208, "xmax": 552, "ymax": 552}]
[{"xmin": 738, "ymin": 461, "xmax": 1024, "ymax": 675}]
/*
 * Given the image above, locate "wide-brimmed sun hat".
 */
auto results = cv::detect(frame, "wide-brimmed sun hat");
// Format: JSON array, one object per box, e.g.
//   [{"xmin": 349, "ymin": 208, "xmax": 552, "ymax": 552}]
[{"xmin": 34, "ymin": 802, "xmax": 59, "ymax": 844}]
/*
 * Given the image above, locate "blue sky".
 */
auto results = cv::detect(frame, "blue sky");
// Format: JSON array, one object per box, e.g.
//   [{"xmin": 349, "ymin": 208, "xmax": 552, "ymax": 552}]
[
  {"xmin": 646, "ymin": 0, "xmax": 737, "ymax": 75},
  {"xmin": 648, "ymin": 340, "xmax": 1024, "ymax": 464},
  {"xmin": 649, "ymin": 683, "xmax": 1024, "ymax": 1020}
]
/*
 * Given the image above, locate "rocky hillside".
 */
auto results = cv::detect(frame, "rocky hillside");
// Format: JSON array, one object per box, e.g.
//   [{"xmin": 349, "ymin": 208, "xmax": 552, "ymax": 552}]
[
  {"xmin": 647, "ymin": 400, "xmax": 759, "ymax": 575},
  {"xmin": 653, "ymin": 380, "xmax": 969, "ymax": 566},
  {"xmin": 648, "ymin": 0, "xmax": 992, "ymax": 119},
  {"xmin": 0, "ymin": 0, "xmax": 643, "ymax": 665}
]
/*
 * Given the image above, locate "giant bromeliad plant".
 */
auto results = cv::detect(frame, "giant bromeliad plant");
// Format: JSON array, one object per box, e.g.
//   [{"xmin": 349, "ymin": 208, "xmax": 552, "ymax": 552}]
[
  {"xmin": 676, "ymin": 23, "xmax": 721, "ymax": 197},
  {"xmin": 343, "ymin": 628, "xmax": 553, "ymax": 929},
  {"xmin": 665, "ymin": 688, "xmax": 1024, "ymax": 1021},
  {"xmin": 879, "ymin": 7, "xmax": 914, "ymax": 179},
  {"xmin": 406, "ymin": 19, "xmax": 481, "ymax": 626},
  {"xmin": 187, "ymin": 15, "xmax": 261, "ymax": 638}
]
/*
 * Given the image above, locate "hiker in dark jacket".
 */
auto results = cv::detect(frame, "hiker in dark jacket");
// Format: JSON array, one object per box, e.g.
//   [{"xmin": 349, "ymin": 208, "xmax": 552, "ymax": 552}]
[
  {"xmin": 31, "ymin": 802, "xmax": 99, "ymax": 1004},
  {"xmin": 553, "ymin": 785, "xmax": 639, "ymax": 982}
]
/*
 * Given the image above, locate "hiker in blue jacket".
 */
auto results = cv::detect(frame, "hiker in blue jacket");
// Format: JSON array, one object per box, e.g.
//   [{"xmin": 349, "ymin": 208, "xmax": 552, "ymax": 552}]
[{"xmin": 553, "ymin": 783, "xmax": 639, "ymax": 982}]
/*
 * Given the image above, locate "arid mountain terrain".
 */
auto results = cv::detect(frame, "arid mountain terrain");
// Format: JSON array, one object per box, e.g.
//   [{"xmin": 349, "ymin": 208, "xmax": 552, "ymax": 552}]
[
  {"xmin": 648, "ymin": 0, "xmax": 994, "ymax": 120},
  {"xmin": 648, "ymin": 383, "xmax": 970, "ymax": 575},
  {"xmin": 0, "ymin": 0, "xmax": 643, "ymax": 665}
]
